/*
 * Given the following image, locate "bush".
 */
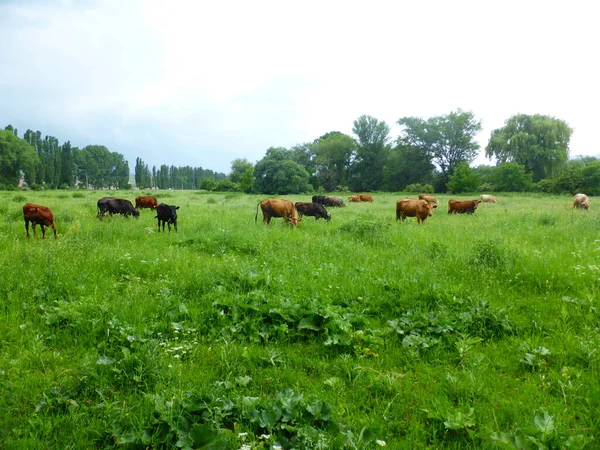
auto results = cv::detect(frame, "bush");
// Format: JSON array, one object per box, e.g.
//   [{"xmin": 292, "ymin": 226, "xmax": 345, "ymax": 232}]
[
  {"xmin": 405, "ymin": 183, "xmax": 434, "ymax": 194},
  {"xmin": 30, "ymin": 183, "xmax": 42, "ymax": 191}
]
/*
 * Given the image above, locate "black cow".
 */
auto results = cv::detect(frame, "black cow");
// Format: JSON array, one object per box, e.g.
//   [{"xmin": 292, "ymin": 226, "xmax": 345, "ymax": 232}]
[
  {"xmin": 97, "ymin": 197, "xmax": 139, "ymax": 218},
  {"xmin": 294, "ymin": 202, "xmax": 331, "ymax": 221},
  {"xmin": 156, "ymin": 203, "xmax": 180, "ymax": 232},
  {"xmin": 312, "ymin": 195, "xmax": 346, "ymax": 207}
]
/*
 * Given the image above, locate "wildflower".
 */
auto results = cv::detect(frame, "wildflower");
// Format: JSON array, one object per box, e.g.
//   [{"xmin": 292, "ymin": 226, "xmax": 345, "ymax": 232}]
[
  {"xmin": 376, "ymin": 440, "xmax": 387, "ymax": 446},
  {"xmin": 239, "ymin": 444, "xmax": 251, "ymax": 450},
  {"xmin": 259, "ymin": 434, "xmax": 271, "ymax": 440},
  {"xmin": 237, "ymin": 432, "xmax": 248, "ymax": 439}
]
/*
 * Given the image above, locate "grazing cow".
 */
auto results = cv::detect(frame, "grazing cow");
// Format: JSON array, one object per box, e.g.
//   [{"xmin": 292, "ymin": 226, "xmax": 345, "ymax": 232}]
[
  {"xmin": 448, "ymin": 199, "xmax": 481, "ymax": 215},
  {"xmin": 97, "ymin": 197, "xmax": 140, "ymax": 218},
  {"xmin": 156, "ymin": 203, "xmax": 180, "ymax": 232},
  {"xmin": 396, "ymin": 199, "xmax": 434, "ymax": 224},
  {"xmin": 255, "ymin": 198, "xmax": 302, "ymax": 228},
  {"xmin": 418, "ymin": 194, "xmax": 439, "ymax": 208},
  {"xmin": 348, "ymin": 196, "xmax": 361, "ymax": 203},
  {"xmin": 295, "ymin": 202, "xmax": 331, "ymax": 221},
  {"xmin": 312, "ymin": 195, "xmax": 346, "ymax": 207},
  {"xmin": 359, "ymin": 194, "xmax": 374, "ymax": 203},
  {"xmin": 573, "ymin": 193, "xmax": 590, "ymax": 210},
  {"xmin": 135, "ymin": 195, "xmax": 158, "ymax": 210},
  {"xmin": 480, "ymin": 194, "xmax": 498, "ymax": 204},
  {"xmin": 23, "ymin": 203, "xmax": 57, "ymax": 239}
]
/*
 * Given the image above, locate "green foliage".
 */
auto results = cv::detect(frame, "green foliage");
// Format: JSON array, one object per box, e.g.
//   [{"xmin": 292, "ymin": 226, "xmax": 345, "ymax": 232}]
[
  {"xmin": 200, "ymin": 177, "xmax": 218, "ymax": 191},
  {"xmin": 491, "ymin": 162, "xmax": 533, "ymax": 192},
  {"xmin": 350, "ymin": 115, "xmax": 391, "ymax": 191},
  {"xmin": 404, "ymin": 183, "xmax": 435, "ymax": 194},
  {"xmin": 2, "ymin": 191, "xmax": 600, "ymax": 448},
  {"xmin": 253, "ymin": 147, "xmax": 311, "ymax": 194},
  {"xmin": 486, "ymin": 114, "xmax": 572, "ymax": 182},
  {"xmin": 312, "ymin": 132, "xmax": 356, "ymax": 191},
  {"xmin": 0, "ymin": 128, "xmax": 39, "ymax": 187},
  {"xmin": 397, "ymin": 109, "xmax": 482, "ymax": 189},
  {"xmin": 447, "ymin": 162, "xmax": 481, "ymax": 193},
  {"xmin": 216, "ymin": 179, "xmax": 239, "ymax": 192}
]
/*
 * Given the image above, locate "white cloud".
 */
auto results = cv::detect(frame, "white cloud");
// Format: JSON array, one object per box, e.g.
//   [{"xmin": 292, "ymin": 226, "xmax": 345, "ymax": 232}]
[{"xmin": 1, "ymin": 0, "xmax": 599, "ymax": 173}]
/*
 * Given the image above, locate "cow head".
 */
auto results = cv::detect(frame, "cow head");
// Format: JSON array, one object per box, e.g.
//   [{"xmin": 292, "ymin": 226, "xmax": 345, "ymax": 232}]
[
  {"xmin": 132, "ymin": 209, "xmax": 140, "ymax": 218},
  {"xmin": 421, "ymin": 200, "xmax": 434, "ymax": 216}
]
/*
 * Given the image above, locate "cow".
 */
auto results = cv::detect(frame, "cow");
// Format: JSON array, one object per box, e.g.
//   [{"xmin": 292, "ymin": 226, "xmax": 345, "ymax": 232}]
[
  {"xmin": 97, "ymin": 197, "xmax": 140, "ymax": 218},
  {"xmin": 255, "ymin": 198, "xmax": 302, "ymax": 228},
  {"xmin": 23, "ymin": 203, "xmax": 57, "ymax": 239},
  {"xmin": 396, "ymin": 199, "xmax": 433, "ymax": 224},
  {"xmin": 135, "ymin": 195, "xmax": 158, "ymax": 210},
  {"xmin": 573, "ymin": 193, "xmax": 590, "ymax": 210},
  {"xmin": 312, "ymin": 195, "xmax": 346, "ymax": 207},
  {"xmin": 480, "ymin": 194, "xmax": 498, "ymax": 204},
  {"xmin": 348, "ymin": 196, "xmax": 361, "ymax": 203},
  {"xmin": 294, "ymin": 202, "xmax": 331, "ymax": 221},
  {"xmin": 156, "ymin": 203, "xmax": 180, "ymax": 232},
  {"xmin": 418, "ymin": 194, "xmax": 439, "ymax": 208},
  {"xmin": 324, "ymin": 196, "xmax": 346, "ymax": 207},
  {"xmin": 448, "ymin": 199, "xmax": 481, "ymax": 215},
  {"xmin": 359, "ymin": 194, "xmax": 374, "ymax": 203}
]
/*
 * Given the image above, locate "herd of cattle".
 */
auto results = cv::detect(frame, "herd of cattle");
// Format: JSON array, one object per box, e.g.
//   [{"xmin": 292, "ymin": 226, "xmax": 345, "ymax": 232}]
[{"xmin": 19, "ymin": 192, "xmax": 592, "ymax": 238}]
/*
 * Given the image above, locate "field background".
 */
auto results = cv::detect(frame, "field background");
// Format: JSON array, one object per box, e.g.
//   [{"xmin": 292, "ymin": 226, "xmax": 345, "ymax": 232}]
[{"xmin": 1, "ymin": 190, "xmax": 599, "ymax": 449}]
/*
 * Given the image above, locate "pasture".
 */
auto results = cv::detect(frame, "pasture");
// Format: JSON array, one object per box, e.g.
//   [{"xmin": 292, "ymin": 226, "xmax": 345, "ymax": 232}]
[{"xmin": 1, "ymin": 190, "xmax": 599, "ymax": 449}]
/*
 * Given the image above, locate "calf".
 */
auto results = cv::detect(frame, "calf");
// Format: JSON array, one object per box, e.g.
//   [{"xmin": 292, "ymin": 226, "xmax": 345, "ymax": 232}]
[
  {"xmin": 294, "ymin": 202, "xmax": 331, "ymax": 221},
  {"xmin": 156, "ymin": 203, "xmax": 180, "ymax": 232},
  {"xmin": 23, "ymin": 203, "xmax": 57, "ymax": 239},
  {"xmin": 359, "ymin": 194, "xmax": 374, "ymax": 203},
  {"xmin": 348, "ymin": 195, "xmax": 361, "ymax": 203}
]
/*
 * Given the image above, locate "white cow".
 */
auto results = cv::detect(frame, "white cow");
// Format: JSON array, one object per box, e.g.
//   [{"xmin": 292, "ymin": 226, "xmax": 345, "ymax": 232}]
[
  {"xmin": 573, "ymin": 193, "xmax": 590, "ymax": 210},
  {"xmin": 480, "ymin": 194, "xmax": 498, "ymax": 204}
]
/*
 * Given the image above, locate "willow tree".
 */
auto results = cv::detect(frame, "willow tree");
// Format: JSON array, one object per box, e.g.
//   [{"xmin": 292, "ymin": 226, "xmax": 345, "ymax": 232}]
[{"xmin": 485, "ymin": 114, "xmax": 572, "ymax": 182}]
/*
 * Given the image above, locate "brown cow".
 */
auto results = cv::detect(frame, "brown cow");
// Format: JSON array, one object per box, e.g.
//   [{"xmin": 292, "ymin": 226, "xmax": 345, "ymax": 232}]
[
  {"xmin": 255, "ymin": 198, "xmax": 302, "ymax": 228},
  {"xmin": 23, "ymin": 203, "xmax": 57, "ymax": 239},
  {"xmin": 135, "ymin": 195, "xmax": 158, "ymax": 210},
  {"xmin": 396, "ymin": 199, "xmax": 433, "ymax": 224},
  {"xmin": 359, "ymin": 194, "xmax": 374, "ymax": 203},
  {"xmin": 573, "ymin": 193, "xmax": 590, "ymax": 210},
  {"xmin": 448, "ymin": 199, "xmax": 481, "ymax": 215},
  {"xmin": 348, "ymin": 196, "xmax": 361, "ymax": 203},
  {"xmin": 418, "ymin": 194, "xmax": 438, "ymax": 208}
]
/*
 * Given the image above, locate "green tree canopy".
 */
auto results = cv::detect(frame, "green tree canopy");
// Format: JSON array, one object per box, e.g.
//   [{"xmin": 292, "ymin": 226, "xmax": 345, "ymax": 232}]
[
  {"xmin": 0, "ymin": 128, "xmax": 39, "ymax": 187},
  {"xmin": 447, "ymin": 161, "xmax": 481, "ymax": 193},
  {"xmin": 491, "ymin": 162, "xmax": 533, "ymax": 192},
  {"xmin": 383, "ymin": 145, "xmax": 435, "ymax": 191},
  {"xmin": 312, "ymin": 132, "xmax": 356, "ymax": 191},
  {"xmin": 397, "ymin": 109, "xmax": 482, "ymax": 190},
  {"xmin": 350, "ymin": 115, "xmax": 391, "ymax": 191},
  {"xmin": 229, "ymin": 159, "xmax": 254, "ymax": 183},
  {"xmin": 485, "ymin": 114, "xmax": 572, "ymax": 182},
  {"xmin": 253, "ymin": 147, "xmax": 311, "ymax": 194}
]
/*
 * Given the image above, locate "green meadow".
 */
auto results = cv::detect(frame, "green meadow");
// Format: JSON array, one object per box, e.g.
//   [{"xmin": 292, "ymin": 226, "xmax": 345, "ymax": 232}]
[{"xmin": 1, "ymin": 190, "xmax": 599, "ymax": 449}]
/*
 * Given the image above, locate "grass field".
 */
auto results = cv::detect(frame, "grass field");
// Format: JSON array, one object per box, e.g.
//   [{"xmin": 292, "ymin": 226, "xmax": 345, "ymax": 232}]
[{"xmin": 1, "ymin": 190, "xmax": 599, "ymax": 449}]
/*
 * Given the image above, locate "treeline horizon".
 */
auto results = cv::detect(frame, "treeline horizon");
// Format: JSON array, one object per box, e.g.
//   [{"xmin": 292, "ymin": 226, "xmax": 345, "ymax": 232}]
[
  {"xmin": 0, "ymin": 125, "xmax": 226, "ymax": 191},
  {"xmin": 2, "ymin": 109, "xmax": 600, "ymax": 195}
]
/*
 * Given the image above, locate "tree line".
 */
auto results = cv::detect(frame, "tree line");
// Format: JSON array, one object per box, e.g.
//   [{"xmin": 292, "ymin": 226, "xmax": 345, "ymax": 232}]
[
  {"xmin": 3, "ymin": 110, "xmax": 598, "ymax": 194},
  {"xmin": 234, "ymin": 111, "xmax": 588, "ymax": 195},
  {"xmin": 0, "ymin": 125, "xmax": 226, "ymax": 190}
]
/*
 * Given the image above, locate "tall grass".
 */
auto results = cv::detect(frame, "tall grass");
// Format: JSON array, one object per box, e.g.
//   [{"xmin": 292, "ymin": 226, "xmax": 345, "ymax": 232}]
[{"xmin": 0, "ymin": 190, "xmax": 598, "ymax": 448}]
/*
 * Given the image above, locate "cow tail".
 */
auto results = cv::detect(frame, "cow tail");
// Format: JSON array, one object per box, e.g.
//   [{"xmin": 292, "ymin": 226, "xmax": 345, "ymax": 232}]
[{"xmin": 255, "ymin": 202, "xmax": 260, "ymax": 224}]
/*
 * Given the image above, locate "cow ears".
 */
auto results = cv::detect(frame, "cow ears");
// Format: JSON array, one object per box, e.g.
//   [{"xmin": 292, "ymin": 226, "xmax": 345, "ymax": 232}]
[{"xmin": 175, "ymin": 206, "xmax": 180, "ymax": 210}]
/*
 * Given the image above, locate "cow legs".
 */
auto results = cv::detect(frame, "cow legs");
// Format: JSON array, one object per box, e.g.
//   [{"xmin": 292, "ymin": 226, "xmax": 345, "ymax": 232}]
[
  {"xmin": 25, "ymin": 220, "xmax": 31, "ymax": 237},
  {"xmin": 41, "ymin": 224, "xmax": 46, "ymax": 239}
]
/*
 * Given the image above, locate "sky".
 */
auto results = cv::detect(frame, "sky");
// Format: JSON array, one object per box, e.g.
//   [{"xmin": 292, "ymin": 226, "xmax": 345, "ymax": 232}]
[{"xmin": 1, "ymin": 0, "xmax": 599, "ymax": 174}]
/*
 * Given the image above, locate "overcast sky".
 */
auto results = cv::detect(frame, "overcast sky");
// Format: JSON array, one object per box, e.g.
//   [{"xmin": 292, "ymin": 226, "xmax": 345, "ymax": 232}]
[{"xmin": 1, "ymin": 0, "xmax": 598, "ymax": 174}]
